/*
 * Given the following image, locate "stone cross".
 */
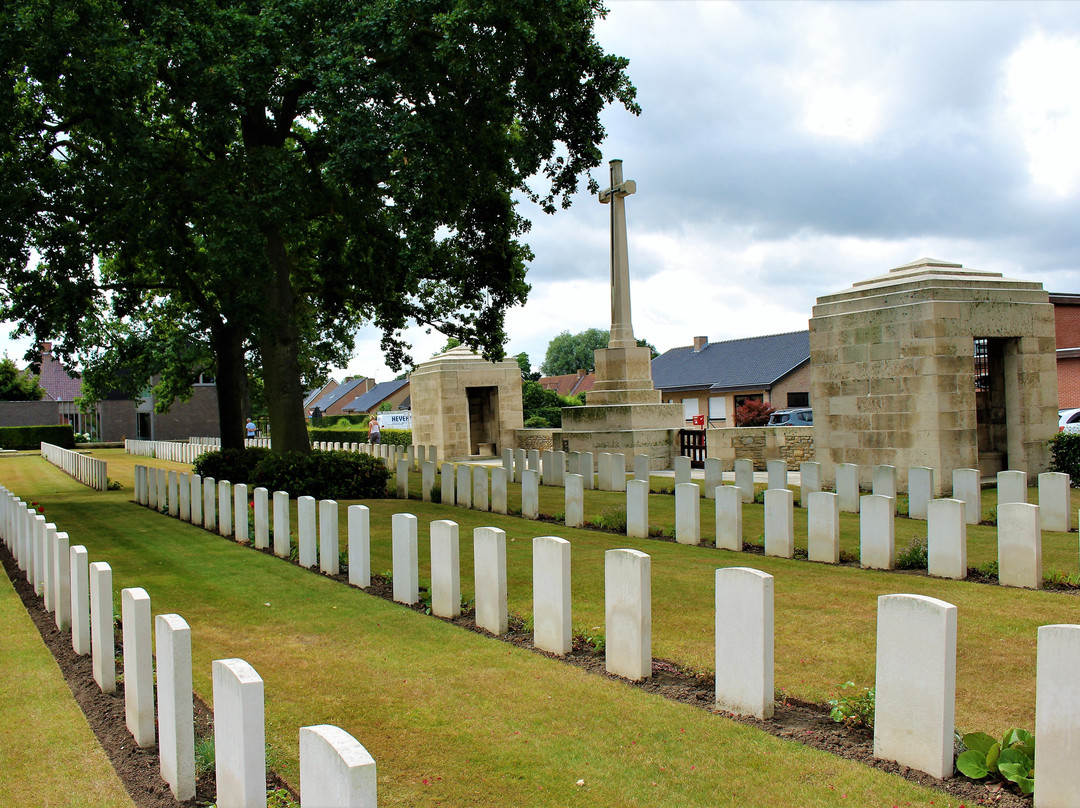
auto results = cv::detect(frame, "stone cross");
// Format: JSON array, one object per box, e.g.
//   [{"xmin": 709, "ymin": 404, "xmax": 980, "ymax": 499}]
[{"xmin": 599, "ymin": 159, "xmax": 637, "ymax": 349}]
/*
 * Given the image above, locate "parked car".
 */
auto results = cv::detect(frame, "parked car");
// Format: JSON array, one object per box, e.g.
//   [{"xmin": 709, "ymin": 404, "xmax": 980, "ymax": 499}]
[
  {"xmin": 767, "ymin": 408, "xmax": 813, "ymax": 426},
  {"xmin": 1059, "ymin": 408, "xmax": 1080, "ymax": 432}
]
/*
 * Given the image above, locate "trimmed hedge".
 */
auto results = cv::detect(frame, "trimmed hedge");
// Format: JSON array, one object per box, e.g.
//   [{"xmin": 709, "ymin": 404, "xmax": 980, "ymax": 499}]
[
  {"xmin": 380, "ymin": 428, "xmax": 411, "ymax": 446},
  {"xmin": 307, "ymin": 426, "xmax": 412, "ymax": 446},
  {"xmin": 1048, "ymin": 432, "xmax": 1080, "ymax": 484},
  {"xmin": 0, "ymin": 424, "xmax": 76, "ymax": 450},
  {"xmin": 310, "ymin": 414, "xmax": 369, "ymax": 428},
  {"xmin": 192, "ymin": 446, "xmax": 390, "ymax": 499}
]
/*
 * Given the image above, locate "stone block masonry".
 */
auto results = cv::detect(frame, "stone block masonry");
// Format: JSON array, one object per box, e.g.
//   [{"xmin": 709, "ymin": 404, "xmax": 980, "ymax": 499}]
[
  {"xmin": 874, "ymin": 594, "xmax": 956, "ymax": 780},
  {"xmin": 705, "ymin": 426, "xmax": 815, "ymax": 470}
]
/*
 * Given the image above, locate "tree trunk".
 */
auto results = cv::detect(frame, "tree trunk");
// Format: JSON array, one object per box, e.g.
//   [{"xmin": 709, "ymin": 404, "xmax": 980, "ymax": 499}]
[
  {"xmin": 260, "ymin": 228, "xmax": 311, "ymax": 454},
  {"xmin": 212, "ymin": 324, "xmax": 247, "ymax": 450}
]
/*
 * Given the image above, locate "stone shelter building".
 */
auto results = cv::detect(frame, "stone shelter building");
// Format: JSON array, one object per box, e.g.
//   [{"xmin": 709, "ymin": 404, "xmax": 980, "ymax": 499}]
[
  {"xmin": 810, "ymin": 258, "xmax": 1057, "ymax": 491},
  {"xmin": 410, "ymin": 346, "xmax": 523, "ymax": 460},
  {"xmin": 650, "ymin": 332, "xmax": 811, "ymax": 426}
]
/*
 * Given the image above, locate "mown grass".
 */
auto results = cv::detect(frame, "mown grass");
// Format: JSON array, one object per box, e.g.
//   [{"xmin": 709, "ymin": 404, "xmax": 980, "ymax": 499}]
[
  {"xmin": 0, "ymin": 556, "xmax": 134, "ymax": 807},
  {"xmin": 7, "ymin": 449, "xmax": 1074, "ymax": 805}
]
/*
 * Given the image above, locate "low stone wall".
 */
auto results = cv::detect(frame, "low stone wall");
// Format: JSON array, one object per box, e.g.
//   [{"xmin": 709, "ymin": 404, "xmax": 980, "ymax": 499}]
[
  {"xmin": 705, "ymin": 426, "xmax": 814, "ymax": 470},
  {"xmin": 516, "ymin": 428, "xmax": 555, "ymax": 452}
]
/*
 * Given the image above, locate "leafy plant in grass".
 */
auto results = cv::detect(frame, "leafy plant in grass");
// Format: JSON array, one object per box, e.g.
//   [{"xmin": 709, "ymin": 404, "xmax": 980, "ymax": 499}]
[
  {"xmin": 1043, "ymin": 568, "xmax": 1080, "ymax": 588},
  {"xmin": 956, "ymin": 729, "xmax": 1035, "ymax": 795},
  {"xmin": 194, "ymin": 734, "xmax": 215, "ymax": 777},
  {"xmin": 267, "ymin": 787, "xmax": 299, "ymax": 808},
  {"xmin": 588, "ymin": 505, "xmax": 627, "ymax": 533},
  {"xmin": 827, "ymin": 682, "xmax": 875, "ymax": 729},
  {"xmin": 573, "ymin": 626, "xmax": 605, "ymax": 652},
  {"xmin": 895, "ymin": 536, "xmax": 928, "ymax": 570}
]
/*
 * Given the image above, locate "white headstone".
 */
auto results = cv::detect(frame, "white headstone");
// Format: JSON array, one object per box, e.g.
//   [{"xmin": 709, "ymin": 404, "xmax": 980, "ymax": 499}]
[
  {"xmin": 392, "ymin": 513, "xmax": 419, "ymax": 604},
  {"xmin": 254, "ymin": 487, "xmax": 269, "ymax": 549},
  {"xmin": 674, "ymin": 455, "xmax": 691, "ymax": 487},
  {"xmin": 456, "ymin": 464, "xmax": 472, "ymax": 508},
  {"xmin": 734, "ymin": 459, "xmax": 754, "ymax": 503},
  {"xmin": 202, "ymin": 476, "xmax": 216, "ymax": 531},
  {"xmin": 121, "ymin": 587, "xmax": 155, "ymax": 747},
  {"xmin": 168, "ymin": 470, "xmax": 179, "ymax": 517},
  {"xmin": 421, "ymin": 460, "xmax": 436, "ymax": 503},
  {"xmin": 807, "ymin": 491, "xmax": 840, "ymax": 564},
  {"xmin": 299, "ymin": 724, "xmax": 377, "ymax": 808},
  {"xmin": 541, "ymin": 450, "xmax": 554, "ymax": 486},
  {"xmin": 715, "ymin": 567, "xmax": 774, "ymax": 719},
  {"xmin": 396, "ymin": 458, "xmax": 409, "ymax": 499},
  {"xmin": 522, "ymin": 469, "xmax": 540, "ymax": 519},
  {"xmin": 42, "ymin": 522, "xmax": 55, "ymax": 612},
  {"xmin": 952, "ymin": 468, "xmax": 981, "ymax": 525},
  {"xmin": 1038, "ymin": 472, "xmax": 1072, "ymax": 533},
  {"xmin": 873, "ymin": 465, "xmax": 897, "ymax": 513},
  {"xmin": 473, "ymin": 527, "xmax": 507, "ymax": 635},
  {"xmin": 533, "ymin": 536, "xmax": 572, "ymax": 656},
  {"xmin": 633, "ymin": 454, "xmax": 650, "ymax": 483},
  {"xmin": 273, "ymin": 490, "xmax": 290, "ymax": 558},
  {"xmin": 190, "ymin": 474, "xmax": 203, "ymax": 526},
  {"xmin": 1035, "ymin": 623, "xmax": 1080, "ymax": 805},
  {"xmin": 998, "ymin": 470, "xmax": 1028, "ymax": 505},
  {"xmin": 347, "ymin": 505, "xmax": 370, "ymax": 587},
  {"xmin": 927, "ymin": 499, "xmax": 967, "ymax": 580},
  {"xmin": 874, "ymin": 594, "xmax": 956, "ymax": 780},
  {"xmin": 715, "ymin": 486, "xmax": 743, "ymax": 552},
  {"xmin": 320, "ymin": 500, "xmax": 339, "ymax": 575},
  {"xmin": 627, "ymin": 479, "xmax": 648, "ymax": 539},
  {"xmin": 502, "ymin": 448, "xmax": 514, "ymax": 478},
  {"xmin": 70, "ymin": 545, "xmax": 90, "ymax": 656},
  {"xmin": 836, "ymin": 463, "xmax": 860, "ymax": 513},
  {"xmin": 766, "ymin": 460, "xmax": 787, "ymax": 492},
  {"xmin": 234, "ymin": 483, "xmax": 249, "ymax": 543},
  {"xmin": 156, "ymin": 614, "xmax": 195, "ymax": 801},
  {"xmin": 528, "ymin": 449, "xmax": 540, "ymax": 472},
  {"xmin": 580, "ymin": 451, "xmax": 594, "ymax": 490},
  {"xmin": 551, "ymin": 451, "xmax": 567, "ymax": 488},
  {"xmin": 998, "ymin": 502, "xmax": 1041, "ymax": 589},
  {"xmin": 89, "ymin": 561, "xmax": 115, "ymax": 693},
  {"xmin": 212, "ymin": 658, "xmax": 266, "ymax": 808},
  {"xmin": 298, "ymin": 496, "xmax": 318, "ymax": 568},
  {"xmin": 675, "ymin": 483, "xmax": 700, "ymax": 545},
  {"xmin": 860, "ymin": 495, "xmax": 895, "ymax": 570},
  {"xmin": 611, "ymin": 453, "xmax": 627, "ymax": 492},
  {"xmin": 53, "ymin": 532, "xmax": 71, "ymax": 631},
  {"xmin": 799, "ymin": 461, "xmax": 821, "ymax": 506},
  {"xmin": 605, "ymin": 549, "xmax": 651, "ymax": 681},
  {"xmin": 704, "ymin": 458, "xmax": 723, "ymax": 500},
  {"xmin": 430, "ymin": 520, "xmax": 460, "ymax": 618},
  {"xmin": 908, "ymin": 466, "xmax": 935, "ymax": 520},
  {"xmin": 764, "ymin": 488, "xmax": 795, "ymax": 559},
  {"xmin": 491, "ymin": 467, "xmax": 508, "ymax": 515},
  {"xmin": 219, "ymin": 480, "xmax": 232, "ymax": 536},
  {"xmin": 565, "ymin": 474, "xmax": 584, "ymax": 528},
  {"xmin": 514, "ymin": 448, "xmax": 527, "ymax": 483},
  {"xmin": 440, "ymin": 463, "xmax": 455, "ymax": 506},
  {"xmin": 598, "ymin": 452, "xmax": 613, "ymax": 491},
  {"xmin": 472, "ymin": 465, "xmax": 489, "ymax": 511}
]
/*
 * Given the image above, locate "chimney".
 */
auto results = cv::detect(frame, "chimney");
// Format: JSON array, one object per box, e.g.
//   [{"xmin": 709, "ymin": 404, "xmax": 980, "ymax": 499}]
[
  {"xmin": 40, "ymin": 341, "xmax": 52, "ymax": 356},
  {"xmin": 693, "ymin": 336, "xmax": 708, "ymax": 352},
  {"xmin": 577, "ymin": 368, "xmax": 588, "ymax": 377}
]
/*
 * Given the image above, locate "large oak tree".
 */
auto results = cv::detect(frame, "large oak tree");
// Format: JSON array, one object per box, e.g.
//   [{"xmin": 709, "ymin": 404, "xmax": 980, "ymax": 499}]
[{"xmin": 0, "ymin": 0, "xmax": 637, "ymax": 450}]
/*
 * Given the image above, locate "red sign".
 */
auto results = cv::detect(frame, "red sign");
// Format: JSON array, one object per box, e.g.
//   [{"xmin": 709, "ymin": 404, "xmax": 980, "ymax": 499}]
[{"xmin": 691, "ymin": 414, "xmax": 705, "ymax": 427}]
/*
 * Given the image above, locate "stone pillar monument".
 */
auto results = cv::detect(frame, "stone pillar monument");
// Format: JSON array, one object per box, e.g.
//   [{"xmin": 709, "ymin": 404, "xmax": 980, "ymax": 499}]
[{"xmin": 555, "ymin": 160, "xmax": 682, "ymax": 469}]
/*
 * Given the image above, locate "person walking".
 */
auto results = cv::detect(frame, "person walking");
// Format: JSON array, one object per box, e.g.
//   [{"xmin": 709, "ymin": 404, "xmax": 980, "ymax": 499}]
[{"xmin": 368, "ymin": 415, "xmax": 381, "ymax": 444}]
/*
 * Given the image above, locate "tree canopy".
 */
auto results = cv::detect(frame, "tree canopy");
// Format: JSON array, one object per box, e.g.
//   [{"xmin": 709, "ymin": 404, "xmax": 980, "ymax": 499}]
[
  {"xmin": 1, "ymin": 0, "xmax": 638, "ymax": 450},
  {"xmin": 540, "ymin": 327, "xmax": 609, "ymax": 376},
  {"xmin": 0, "ymin": 357, "xmax": 44, "ymax": 401}
]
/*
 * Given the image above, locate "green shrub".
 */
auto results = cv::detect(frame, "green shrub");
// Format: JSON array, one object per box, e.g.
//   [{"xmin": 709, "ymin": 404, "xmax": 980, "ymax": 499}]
[
  {"xmin": 827, "ymin": 681, "xmax": 875, "ymax": 729},
  {"xmin": 0, "ymin": 424, "xmax": 76, "ymax": 450},
  {"xmin": 524, "ymin": 415, "xmax": 549, "ymax": 428},
  {"xmin": 251, "ymin": 450, "xmax": 390, "ymax": 499},
  {"xmin": 895, "ymin": 536, "xmax": 928, "ymax": 570},
  {"xmin": 588, "ymin": 505, "xmax": 627, "ymax": 532},
  {"xmin": 308, "ymin": 427, "xmax": 366, "ymax": 444},
  {"xmin": 309, "ymin": 414, "xmax": 369, "ymax": 428},
  {"xmin": 380, "ymin": 428, "xmax": 412, "ymax": 446},
  {"xmin": 193, "ymin": 447, "xmax": 271, "ymax": 482},
  {"xmin": 956, "ymin": 729, "xmax": 1035, "ymax": 795},
  {"xmin": 1048, "ymin": 432, "xmax": 1080, "ymax": 483}
]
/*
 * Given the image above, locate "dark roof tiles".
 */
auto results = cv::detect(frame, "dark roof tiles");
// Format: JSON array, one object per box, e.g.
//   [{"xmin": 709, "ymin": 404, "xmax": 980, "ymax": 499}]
[{"xmin": 651, "ymin": 330, "xmax": 810, "ymax": 391}]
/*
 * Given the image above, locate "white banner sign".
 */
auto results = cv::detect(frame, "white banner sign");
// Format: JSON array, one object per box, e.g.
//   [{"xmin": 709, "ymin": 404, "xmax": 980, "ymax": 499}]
[{"xmin": 378, "ymin": 411, "xmax": 412, "ymax": 430}]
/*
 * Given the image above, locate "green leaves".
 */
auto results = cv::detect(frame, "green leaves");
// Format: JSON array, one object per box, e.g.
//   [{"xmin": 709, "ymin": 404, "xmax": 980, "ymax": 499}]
[
  {"xmin": 826, "ymin": 682, "xmax": 875, "ymax": 730},
  {"xmin": 956, "ymin": 729, "xmax": 1035, "ymax": 796}
]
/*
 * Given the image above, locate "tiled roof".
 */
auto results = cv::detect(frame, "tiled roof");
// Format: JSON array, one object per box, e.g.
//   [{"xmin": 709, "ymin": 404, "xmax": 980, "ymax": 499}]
[
  {"xmin": 311, "ymin": 377, "xmax": 368, "ymax": 411},
  {"xmin": 304, "ymin": 380, "xmax": 338, "ymax": 409},
  {"xmin": 37, "ymin": 352, "xmax": 82, "ymax": 401},
  {"xmin": 651, "ymin": 331, "xmax": 810, "ymax": 392},
  {"xmin": 342, "ymin": 378, "xmax": 410, "ymax": 413},
  {"xmin": 538, "ymin": 371, "xmax": 595, "ymax": 398}
]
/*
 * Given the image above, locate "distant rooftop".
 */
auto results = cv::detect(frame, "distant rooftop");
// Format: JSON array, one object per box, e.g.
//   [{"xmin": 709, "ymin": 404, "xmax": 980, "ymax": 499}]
[{"xmin": 651, "ymin": 331, "xmax": 810, "ymax": 392}]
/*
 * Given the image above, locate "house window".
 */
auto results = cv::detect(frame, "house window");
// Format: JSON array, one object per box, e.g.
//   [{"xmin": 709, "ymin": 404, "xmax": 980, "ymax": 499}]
[
  {"xmin": 708, "ymin": 396, "xmax": 726, "ymax": 419},
  {"xmin": 682, "ymin": 398, "xmax": 699, "ymax": 420},
  {"xmin": 787, "ymin": 392, "xmax": 809, "ymax": 407}
]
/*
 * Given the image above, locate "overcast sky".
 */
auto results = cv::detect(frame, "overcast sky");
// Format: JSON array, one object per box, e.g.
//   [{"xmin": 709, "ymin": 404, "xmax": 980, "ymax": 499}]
[{"xmin": 8, "ymin": 0, "xmax": 1080, "ymax": 384}]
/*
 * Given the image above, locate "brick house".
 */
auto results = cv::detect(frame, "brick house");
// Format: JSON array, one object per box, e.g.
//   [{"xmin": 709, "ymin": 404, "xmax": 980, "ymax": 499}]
[
  {"xmin": 308, "ymin": 376, "xmax": 375, "ymax": 418},
  {"xmin": 538, "ymin": 369, "xmax": 595, "ymax": 398},
  {"xmin": 650, "ymin": 331, "xmax": 811, "ymax": 425},
  {"xmin": 1052, "ymin": 293, "xmax": 1080, "ymax": 408},
  {"xmin": 341, "ymin": 378, "xmax": 411, "ymax": 415}
]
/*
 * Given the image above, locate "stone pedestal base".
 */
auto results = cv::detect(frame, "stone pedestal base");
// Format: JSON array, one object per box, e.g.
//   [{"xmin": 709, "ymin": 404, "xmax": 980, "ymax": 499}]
[
  {"xmin": 589, "ymin": 346, "xmax": 662, "ymax": 406},
  {"xmin": 555, "ymin": 403, "xmax": 683, "ymax": 470}
]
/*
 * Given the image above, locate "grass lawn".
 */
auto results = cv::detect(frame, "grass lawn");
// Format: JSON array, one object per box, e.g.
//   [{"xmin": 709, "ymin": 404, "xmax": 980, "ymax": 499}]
[
  {"xmin": 0, "ymin": 551, "xmax": 134, "ymax": 807},
  {"xmin": 5, "ymin": 448, "xmax": 1074, "ymax": 806}
]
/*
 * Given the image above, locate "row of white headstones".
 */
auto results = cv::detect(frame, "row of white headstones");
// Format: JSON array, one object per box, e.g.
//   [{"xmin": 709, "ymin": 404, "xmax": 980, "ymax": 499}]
[
  {"xmin": 40, "ymin": 441, "xmax": 109, "ymax": 491},
  {"xmin": 0, "ymin": 481, "xmax": 378, "ymax": 807},
  {"xmin": 132, "ymin": 462, "xmax": 1080, "ymax": 798}
]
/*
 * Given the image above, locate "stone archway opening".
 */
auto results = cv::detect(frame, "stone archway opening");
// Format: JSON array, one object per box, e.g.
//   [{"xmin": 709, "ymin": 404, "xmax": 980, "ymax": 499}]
[
  {"xmin": 466, "ymin": 386, "xmax": 499, "ymax": 456},
  {"xmin": 974, "ymin": 337, "xmax": 1008, "ymax": 476}
]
